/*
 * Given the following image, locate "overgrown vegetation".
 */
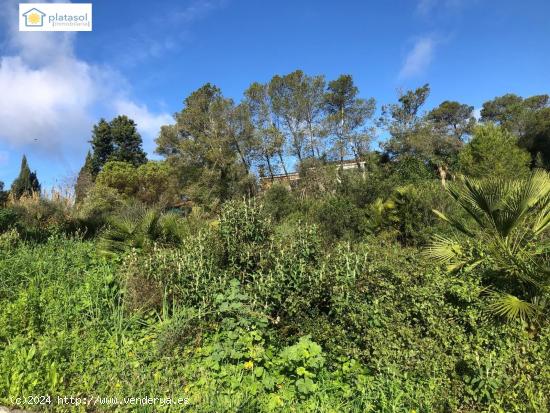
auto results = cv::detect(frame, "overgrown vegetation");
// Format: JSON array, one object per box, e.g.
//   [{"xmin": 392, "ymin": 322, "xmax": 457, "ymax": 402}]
[{"xmin": 1, "ymin": 75, "xmax": 550, "ymax": 412}]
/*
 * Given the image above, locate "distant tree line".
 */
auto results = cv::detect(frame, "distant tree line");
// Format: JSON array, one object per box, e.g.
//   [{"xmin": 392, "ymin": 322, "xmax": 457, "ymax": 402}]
[{"xmin": 6, "ymin": 70, "xmax": 547, "ymax": 207}]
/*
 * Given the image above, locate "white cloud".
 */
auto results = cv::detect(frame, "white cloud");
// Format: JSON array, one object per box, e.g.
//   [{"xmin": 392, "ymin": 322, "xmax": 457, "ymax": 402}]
[
  {"xmin": 0, "ymin": 55, "xmax": 100, "ymax": 150},
  {"xmin": 0, "ymin": 0, "xmax": 172, "ymax": 165},
  {"xmin": 398, "ymin": 37, "xmax": 436, "ymax": 79}
]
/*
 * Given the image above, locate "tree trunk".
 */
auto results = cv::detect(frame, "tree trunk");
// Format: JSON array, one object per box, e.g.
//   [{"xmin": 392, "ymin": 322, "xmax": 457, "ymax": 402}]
[
  {"xmin": 235, "ymin": 142, "xmax": 249, "ymax": 174},
  {"xmin": 265, "ymin": 155, "xmax": 274, "ymax": 181},
  {"xmin": 278, "ymin": 151, "xmax": 289, "ymax": 177},
  {"xmin": 351, "ymin": 146, "xmax": 366, "ymax": 181}
]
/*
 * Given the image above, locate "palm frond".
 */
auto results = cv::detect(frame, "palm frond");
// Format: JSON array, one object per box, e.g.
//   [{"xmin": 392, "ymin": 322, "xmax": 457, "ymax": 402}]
[
  {"xmin": 431, "ymin": 209, "xmax": 474, "ymax": 237},
  {"xmin": 487, "ymin": 291, "xmax": 539, "ymax": 322},
  {"xmin": 499, "ymin": 170, "xmax": 550, "ymax": 236},
  {"xmin": 98, "ymin": 206, "xmax": 186, "ymax": 256},
  {"xmin": 532, "ymin": 191, "xmax": 550, "ymax": 236},
  {"xmin": 425, "ymin": 234, "xmax": 471, "ymax": 272}
]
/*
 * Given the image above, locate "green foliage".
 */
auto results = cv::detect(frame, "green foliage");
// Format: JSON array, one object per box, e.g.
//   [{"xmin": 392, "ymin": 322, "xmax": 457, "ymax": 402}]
[
  {"xmin": 522, "ymin": 106, "xmax": 550, "ymax": 169},
  {"xmin": 4, "ymin": 81, "xmax": 550, "ymax": 412},
  {"xmin": 0, "ymin": 207, "xmax": 19, "ymax": 232},
  {"xmin": 98, "ymin": 205, "xmax": 187, "ymax": 255},
  {"xmin": 261, "ymin": 184, "xmax": 297, "ymax": 222},
  {"xmin": 364, "ymin": 182, "xmax": 450, "ymax": 245},
  {"xmin": 10, "ymin": 155, "xmax": 41, "ymax": 199},
  {"xmin": 2, "ymin": 235, "xmax": 549, "ymax": 412},
  {"xmin": 458, "ymin": 123, "xmax": 531, "ymax": 179},
  {"xmin": 219, "ymin": 199, "xmax": 272, "ymax": 277},
  {"xmin": 90, "ymin": 118, "xmax": 114, "ymax": 176},
  {"xmin": 156, "ymin": 84, "xmax": 256, "ymax": 208},
  {"xmin": 391, "ymin": 155, "xmax": 436, "ymax": 182},
  {"xmin": 324, "ymin": 74, "xmax": 376, "ymax": 162},
  {"xmin": 109, "ymin": 115, "xmax": 147, "ymax": 166},
  {"xmin": 74, "ymin": 151, "xmax": 94, "ymax": 204},
  {"xmin": 94, "ymin": 160, "xmax": 180, "ymax": 206},
  {"xmin": 89, "ymin": 116, "xmax": 147, "ymax": 176},
  {"xmin": 0, "ymin": 181, "xmax": 8, "ymax": 206},
  {"xmin": 315, "ymin": 196, "xmax": 364, "ymax": 241},
  {"xmin": 427, "ymin": 170, "xmax": 550, "ymax": 322},
  {"xmin": 76, "ymin": 184, "xmax": 126, "ymax": 225},
  {"xmin": 427, "ymin": 100, "xmax": 476, "ymax": 141},
  {"xmin": 95, "ymin": 161, "xmax": 138, "ymax": 196}
]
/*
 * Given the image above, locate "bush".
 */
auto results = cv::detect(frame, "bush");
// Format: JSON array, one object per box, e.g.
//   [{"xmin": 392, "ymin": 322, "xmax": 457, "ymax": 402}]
[
  {"xmin": 364, "ymin": 182, "xmax": 452, "ymax": 245},
  {"xmin": 0, "ymin": 208, "xmax": 18, "ymax": 232},
  {"xmin": 262, "ymin": 184, "xmax": 297, "ymax": 222},
  {"xmin": 459, "ymin": 123, "xmax": 531, "ymax": 179},
  {"xmin": 1, "ymin": 232, "xmax": 550, "ymax": 412},
  {"xmin": 121, "ymin": 230, "xmax": 222, "ymax": 313},
  {"xmin": 314, "ymin": 196, "xmax": 365, "ymax": 241},
  {"xmin": 95, "ymin": 160, "xmax": 180, "ymax": 206},
  {"xmin": 219, "ymin": 199, "xmax": 272, "ymax": 277}
]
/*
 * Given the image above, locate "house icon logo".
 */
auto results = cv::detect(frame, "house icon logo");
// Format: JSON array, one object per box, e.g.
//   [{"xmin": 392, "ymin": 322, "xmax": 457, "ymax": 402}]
[{"xmin": 22, "ymin": 8, "xmax": 46, "ymax": 27}]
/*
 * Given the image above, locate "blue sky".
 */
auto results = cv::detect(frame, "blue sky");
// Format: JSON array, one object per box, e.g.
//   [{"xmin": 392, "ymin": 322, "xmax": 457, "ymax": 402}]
[{"xmin": 1, "ymin": 0, "xmax": 549, "ymax": 189}]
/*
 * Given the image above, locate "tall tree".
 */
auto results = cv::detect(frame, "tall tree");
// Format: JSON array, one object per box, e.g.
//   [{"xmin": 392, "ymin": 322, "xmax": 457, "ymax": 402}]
[
  {"xmin": 480, "ymin": 93, "xmax": 526, "ymax": 135},
  {"xmin": 481, "ymin": 93, "xmax": 550, "ymax": 168},
  {"xmin": 90, "ymin": 119, "xmax": 114, "ymax": 176},
  {"xmin": 0, "ymin": 181, "xmax": 7, "ymax": 205},
  {"xmin": 381, "ymin": 85, "xmax": 467, "ymax": 185},
  {"xmin": 11, "ymin": 155, "xmax": 41, "ymax": 198},
  {"xmin": 227, "ymin": 102, "xmax": 258, "ymax": 175},
  {"xmin": 522, "ymin": 107, "xmax": 550, "ymax": 169},
  {"xmin": 380, "ymin": 83, "xmax": 431, "ymax": 149},
  {"xmin": 109, "ymin": 115, "xmax": 147, "ymax": 166},
  {"xmin": 244, "ymin": 82, "xmax": 288, "ymax": 179},
  {"xmin": 89, "ymin": 116, "xmax": 147, "ymax": 176},
  {"xmin": 426, "ymin": 101, "xmax": 476, "ymax": 141},
  {"xmin": 156, "ymin": 84, "xmax": 252, "ymax": 206},
  {"xmin": 268, "ymin": 70, "xmax": 326, "ymax": 163},
  {"xmin": 324, "ymin": 74, "xmax": 376, "ymax": 168},
  {"xmin": 75, "ymin": 151, "xmax": 94, "ymax": 204},
  {"xmin": 301, "ymin": 73, "xmax": 327, "ymax": 158}
]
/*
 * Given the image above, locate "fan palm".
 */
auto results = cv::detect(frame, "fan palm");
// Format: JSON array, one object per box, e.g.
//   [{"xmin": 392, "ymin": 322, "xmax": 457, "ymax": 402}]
[
  {"xmin": 426, "ymin": 169, "xmax": 550, "ymax": 322},
  {"xmin": 99, "ymin": 204, "xmax": 187, "ymax": 255}
]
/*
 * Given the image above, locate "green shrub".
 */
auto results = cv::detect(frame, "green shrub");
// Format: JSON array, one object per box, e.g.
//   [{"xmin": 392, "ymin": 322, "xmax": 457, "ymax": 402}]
[
  {"xmin": 262, "ymin": 184, "xmax": 297, "ymax": 222},
  {"xmin": 0, "ymin": 208, "xmax": 18, "ymax": 232},
  {"xmin": 1, "ymin": 187, "xmax": 550, "ymax": 412},
  {"xmin": 365, "ymin": 182, "xmax": 452, "ymax": 245},
  {"xmin": 219, "ymin": 199, "xmax": 272, "ymax": 278},
  {"xmin": 315, "ymin": 196, "xmax": 365, "ymax": 241}
]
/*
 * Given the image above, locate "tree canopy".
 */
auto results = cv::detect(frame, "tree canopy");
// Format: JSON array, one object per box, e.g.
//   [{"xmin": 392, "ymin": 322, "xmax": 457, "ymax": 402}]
[{"xmin": 10, "ymin": 155, "xmax": 41, "ymax": 199}]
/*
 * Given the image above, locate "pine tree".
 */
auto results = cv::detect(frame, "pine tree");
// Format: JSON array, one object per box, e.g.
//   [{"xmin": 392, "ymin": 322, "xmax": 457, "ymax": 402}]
[
  {"xmin": 90, "ymin": 119, "xmax": 114, "ymax": 176},
  {"xmin": 110, "ymin": 115, "xmax": 147, "ymax": 166},
  {"xmin": 11, "ymin": 155, "xmax": 41, "ymax": 198},
  {"xmin": 89, "ymin": 116, "xmax": 147, "ymax": 176},
  {"xmin": 75, "ymin": 151, "xmax": 94, "ymax": 203},
  {"xmin": 458, "ymin": 124, "xmax": 531, "ymax": 179}
]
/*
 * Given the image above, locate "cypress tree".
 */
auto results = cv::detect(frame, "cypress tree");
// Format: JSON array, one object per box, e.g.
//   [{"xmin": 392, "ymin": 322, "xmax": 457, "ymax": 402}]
[
  {"xmin": 75, "ymin": 151, "xmax": 94, "ymax": 203},
  {"xmin": 11, "ymin": 155, "xmax": 41, "ymax": 198}
]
